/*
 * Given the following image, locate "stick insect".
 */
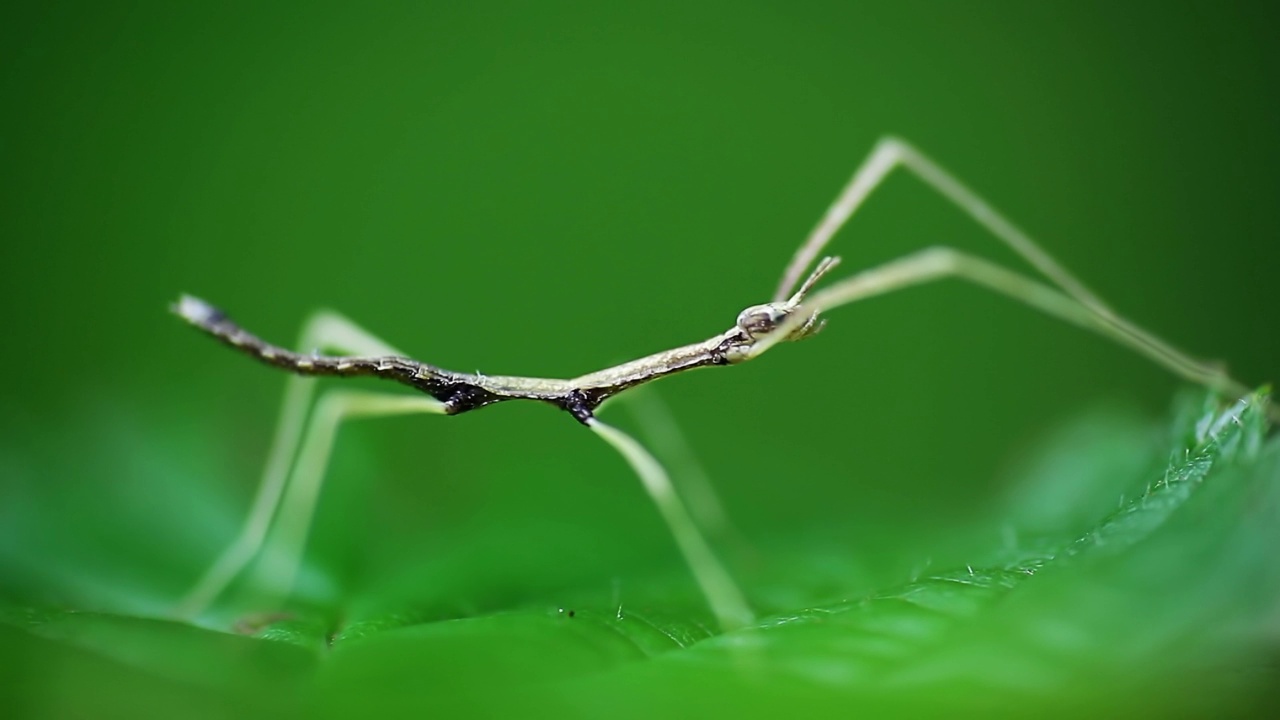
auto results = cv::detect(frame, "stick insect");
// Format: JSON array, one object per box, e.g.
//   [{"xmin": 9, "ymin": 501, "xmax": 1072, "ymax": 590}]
[{"xmin": 173, "ymin": 137, "xmax": 1259, "ymax": 632}]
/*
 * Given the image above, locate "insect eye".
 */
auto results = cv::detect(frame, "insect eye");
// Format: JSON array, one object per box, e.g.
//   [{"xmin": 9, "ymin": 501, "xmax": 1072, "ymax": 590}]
[{"xmin": 736, "ymin": 303, "xmax": 789, "ymax": 338}]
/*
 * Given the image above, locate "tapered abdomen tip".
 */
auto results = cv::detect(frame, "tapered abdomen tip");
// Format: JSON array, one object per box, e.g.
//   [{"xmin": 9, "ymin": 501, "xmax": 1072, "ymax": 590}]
[{"xmin": 173, "ymin": 294, "xmax": 225, "ymax": 325}]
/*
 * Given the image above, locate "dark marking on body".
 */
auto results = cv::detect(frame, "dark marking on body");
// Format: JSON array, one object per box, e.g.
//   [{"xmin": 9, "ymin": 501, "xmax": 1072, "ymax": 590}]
[
  {"xmin": 175, "ymin": 292, "xmax": 815, "ymax": 429},
  {"xmin": 557, "ymin": 389, "xmax": 598, "ymax": 425},
  {"xmin": 439, "ymin": 383, "xmax": 506, "ymax": 415}
]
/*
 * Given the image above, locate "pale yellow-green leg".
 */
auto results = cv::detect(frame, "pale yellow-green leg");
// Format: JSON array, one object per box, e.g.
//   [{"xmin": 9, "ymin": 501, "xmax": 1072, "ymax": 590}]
[
  {"xmin": 602, "ymin": 388, "xmax": 733, "ymax": 539},
  {"xmin": 756, "ymin": 246, "xmax": 1254, "ymax": 407},
  {"xmin": 588, "ymin": 417, "xmax": 755, "ymax": 632},
  {"xmin": 249, "ymin": 390, "xmax": 446, "ymax": 601},
  {"xmin": 774, "ymin": 136, "xmax": 1111, "ymax": 313},
  {"xmin": 772, "ymin": 137, "xmax": 1258, "ymax": 412},
  {"xmin": 173, "ymin": 311, "xmax": 444, "ymax": 621}
]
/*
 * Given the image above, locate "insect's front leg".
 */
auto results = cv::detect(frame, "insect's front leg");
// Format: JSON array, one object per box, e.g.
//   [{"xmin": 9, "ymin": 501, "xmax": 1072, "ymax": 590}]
[
  {"xmin": 758, "ymin": 246, "xmax": 1253, "ymax": 407},
  {"xmin": 768, "ymin": 137, "xmax": 1259, "ymax": 413},
  {"xmin": 173, "ymin": 310, "xmax": 446, "ymax": 621},
  {"xmin": 774, "ymin": 136, "xmax": 1109, "ymax": 316}
]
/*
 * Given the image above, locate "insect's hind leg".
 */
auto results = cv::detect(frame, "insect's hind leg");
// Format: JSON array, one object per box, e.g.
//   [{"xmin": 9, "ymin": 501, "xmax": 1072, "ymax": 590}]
[
  {"xmin": 248, "ymin": 389, "xmax": 446, "ymax": 602},
  {"xmin": 173, "ymin": 311, "xmax": 444, "ymax": 621}
]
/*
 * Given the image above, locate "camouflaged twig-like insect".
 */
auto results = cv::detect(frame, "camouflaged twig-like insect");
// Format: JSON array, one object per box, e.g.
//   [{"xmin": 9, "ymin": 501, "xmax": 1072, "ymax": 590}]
[{"xmin": 173, "ymin": 137, "xmax": 1258, "ymax": 631}]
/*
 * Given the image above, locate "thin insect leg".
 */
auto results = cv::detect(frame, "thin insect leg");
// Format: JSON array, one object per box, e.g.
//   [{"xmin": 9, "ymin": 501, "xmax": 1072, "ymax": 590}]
[
  {"xmin": 756, "ymin": 246, "xmax": 1253, "ymax": 403},
  {"xmin": 588, "ymin": 417, "xmax": 754, "ymax": 631},
  {"xmin": 174, "ymin": 311, "xmax": 430, "ymax": 620},
  {"xmin": 610, "ymin": 388, "xmax": 733, "ymax": 537},
  {"xmin": 774, "ymin": 137, "xmax": 1109, "ymax": 316},
  {"xmin": 172, "ymin": 373, "xmax": 314, "ymax": 620},
  {"xmin": 773, "ymin": 138, "xmax": 1255, "ymax": 405},
  {"xmin": 250, "ymin": 390, "xmax": 446, "ymax": 599}
]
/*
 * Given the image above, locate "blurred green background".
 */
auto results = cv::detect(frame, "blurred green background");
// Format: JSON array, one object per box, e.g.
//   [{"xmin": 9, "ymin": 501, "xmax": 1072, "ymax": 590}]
[{"xmin": 2, "ymin": 1, "xmax": 1278, "ymax": 716}]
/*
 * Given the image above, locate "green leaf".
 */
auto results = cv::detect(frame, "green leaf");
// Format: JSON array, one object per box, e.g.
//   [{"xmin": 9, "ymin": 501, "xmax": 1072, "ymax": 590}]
[{"xmin": 3, "ymin": 390, "xmax": 1277, "ymax": 718}]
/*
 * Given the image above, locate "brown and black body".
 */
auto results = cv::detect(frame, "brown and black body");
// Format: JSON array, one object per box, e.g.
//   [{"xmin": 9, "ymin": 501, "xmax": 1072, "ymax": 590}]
[{"xmin": 174, "ymin": 294, "xmax": 818, "ymax": 424}]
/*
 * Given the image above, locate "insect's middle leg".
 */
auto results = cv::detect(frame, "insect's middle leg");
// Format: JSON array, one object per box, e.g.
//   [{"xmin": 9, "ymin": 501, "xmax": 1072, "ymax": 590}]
[
  {"xmin": 174, "ymin": 310, "xmax": 445, "ymax": 621},
  {"xmin": 599, "ymin": 388, "xmax": 734, "ymax": 539},
  {"xmin": 587, "ymin": 417, "xmax": 755, "ymax": 631}
]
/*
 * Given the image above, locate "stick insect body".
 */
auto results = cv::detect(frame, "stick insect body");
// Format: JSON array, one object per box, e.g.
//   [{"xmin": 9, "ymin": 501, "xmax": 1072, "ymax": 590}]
[
  {"xmin": 174, "ymin": 137, "xmax": 1260, "ymax": 632},
  {"xmin": 176, "ymin": 255, "xmax": 836, "ymax": 425}
]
